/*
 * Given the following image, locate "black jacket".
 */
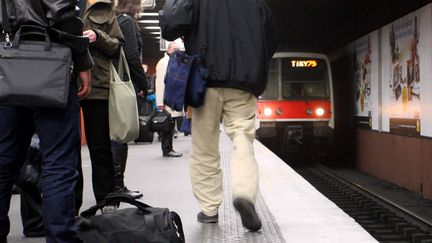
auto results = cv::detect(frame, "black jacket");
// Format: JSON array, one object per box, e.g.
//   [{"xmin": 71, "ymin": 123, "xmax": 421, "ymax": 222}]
[
  {"xmin": 117, "ymin": 14, "xmax": 148, "ymax": 95},
  {"xmin": 160, "ymin": 0, "xmax": 278, "ymax": 97},
  {"xmin": 3, "ymin": 0, "xmax": 93, "ymax": 72}
]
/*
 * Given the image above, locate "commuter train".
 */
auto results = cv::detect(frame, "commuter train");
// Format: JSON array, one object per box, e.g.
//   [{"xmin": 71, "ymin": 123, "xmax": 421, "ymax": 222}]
[{"xmin": 256, "ymin": 52, "xmax": 334, "ymax": 159}]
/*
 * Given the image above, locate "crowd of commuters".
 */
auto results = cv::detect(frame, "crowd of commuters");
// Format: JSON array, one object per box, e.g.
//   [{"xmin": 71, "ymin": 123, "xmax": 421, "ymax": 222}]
[{"xmin": 0, "ymin": 0, "xmax": 276, "ymax": 242}]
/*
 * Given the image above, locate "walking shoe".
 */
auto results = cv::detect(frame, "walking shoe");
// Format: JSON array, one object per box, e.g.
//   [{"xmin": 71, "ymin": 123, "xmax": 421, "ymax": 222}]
[
  {"xmin": 197, "ymin": 212, "xmax": 218, "ymax": 223},
  {"xmin": 163, "ymin": 150, "xmax": 183, "ymax": 157},
  {"xmin": 233, "ymin": 198, "xmax": 262, "ymax": 231},
  {"xmin": 116, "ymin": 186, "xmax": 143, "ymax": 199}
]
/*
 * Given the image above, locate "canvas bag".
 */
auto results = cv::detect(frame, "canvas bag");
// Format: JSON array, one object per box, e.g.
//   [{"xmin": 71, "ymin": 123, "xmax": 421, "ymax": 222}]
[{"xmin": 109, "ymin": 48, "xmax": 139, "ymax": 143}]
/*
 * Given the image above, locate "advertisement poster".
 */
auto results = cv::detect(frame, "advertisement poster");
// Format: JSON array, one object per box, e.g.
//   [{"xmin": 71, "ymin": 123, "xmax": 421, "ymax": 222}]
[
  {"xmin": 381, "ymin": 5, "xmax": 432, "ymax": 136},
  {"xmin": 353, "ymin": 31, "xmax": 379, "ymax": 130}
]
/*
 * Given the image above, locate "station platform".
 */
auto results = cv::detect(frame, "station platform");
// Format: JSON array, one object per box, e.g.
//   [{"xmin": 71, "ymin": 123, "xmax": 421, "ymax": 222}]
[{"xmin": 8, "ymin": 131, "xmax": 377, "ymax": 243}]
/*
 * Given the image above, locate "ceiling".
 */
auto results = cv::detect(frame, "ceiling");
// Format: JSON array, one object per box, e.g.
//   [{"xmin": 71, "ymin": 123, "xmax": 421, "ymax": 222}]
[{"xmin": 138, "ymin": 0, "xmax": 432, "ymax": 59}]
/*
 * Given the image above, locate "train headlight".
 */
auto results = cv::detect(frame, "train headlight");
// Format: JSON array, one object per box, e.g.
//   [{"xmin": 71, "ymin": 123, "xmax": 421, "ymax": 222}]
[
  {"xmin": 315, "ymin": 107, "xmax": 325, "ymax": 116},
  {"xmin": 264, "ymin": 108, "xmax": 273, "ymax": 117}
]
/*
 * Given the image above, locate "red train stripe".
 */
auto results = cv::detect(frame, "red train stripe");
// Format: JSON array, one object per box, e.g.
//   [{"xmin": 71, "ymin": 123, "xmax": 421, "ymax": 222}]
[{"xmin": 257, "ymin": 100, "xmax": 332, "ymax": 120}]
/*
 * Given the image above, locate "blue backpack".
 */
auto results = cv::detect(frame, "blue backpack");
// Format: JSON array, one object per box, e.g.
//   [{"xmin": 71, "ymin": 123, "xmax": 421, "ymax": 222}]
[{"xmin": 163, "ymin": 51, "xmax": 208, "ymax": 112}]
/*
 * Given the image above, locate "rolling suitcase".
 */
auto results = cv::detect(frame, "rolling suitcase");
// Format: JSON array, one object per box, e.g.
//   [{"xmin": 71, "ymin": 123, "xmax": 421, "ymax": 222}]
[
  {"xmin": 135, "ymin": 97, "xmax": 155, "ymax": 143},
  {"xmin": 136, "ymin": 114, "xmax": 154, "ymax": 143}
]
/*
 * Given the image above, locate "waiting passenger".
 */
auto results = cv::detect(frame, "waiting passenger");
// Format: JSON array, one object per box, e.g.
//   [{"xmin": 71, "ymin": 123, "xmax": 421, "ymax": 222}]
[
  {"xmin": 81, "ymin": 0, "xmax": 123, "ymax": 210},
  {"xmin": 112, "ymin": 0, "xmax": 149, "ymax": 199},
  {"xmin": 160, "ymin": 0, "xmax": 278, "ymax": 231},
  {"xmin": 155, "ymin": 42, "xmax": 184, "ymax": 157},
  {"xmin": 0, "ymin": 0, "xmax": 93, "ymax": 242}
]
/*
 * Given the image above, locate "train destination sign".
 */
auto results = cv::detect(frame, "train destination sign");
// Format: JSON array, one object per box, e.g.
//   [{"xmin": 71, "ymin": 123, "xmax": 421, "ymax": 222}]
[{"xmin": 291, "ymin": 60, "xmax": 318, "ymax": 68}]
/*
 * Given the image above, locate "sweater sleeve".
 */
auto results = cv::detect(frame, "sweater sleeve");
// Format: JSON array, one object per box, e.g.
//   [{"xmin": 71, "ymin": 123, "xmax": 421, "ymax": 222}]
[
  {"xmin": 91, "ymin": 9, "xmax": 124, "ymax": 58},
  {"xmin": 46, "ymin": 0, "xmax": 94, "ymax": 71},
  {"xmin": 118, "ymin": 15, "xmax": 148, "ymax": 93}
]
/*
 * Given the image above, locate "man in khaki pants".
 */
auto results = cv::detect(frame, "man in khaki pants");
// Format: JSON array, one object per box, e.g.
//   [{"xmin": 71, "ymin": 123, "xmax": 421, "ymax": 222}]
[{"xmin": 160, "ymin": 0, "xmax": 278, "ymax": 231}]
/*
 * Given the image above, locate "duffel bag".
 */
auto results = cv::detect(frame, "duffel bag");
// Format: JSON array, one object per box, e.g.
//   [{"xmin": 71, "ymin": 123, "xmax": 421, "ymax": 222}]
[{"xmin": 76, "ymin": 194, "xmax": 185, "ymax": 243}]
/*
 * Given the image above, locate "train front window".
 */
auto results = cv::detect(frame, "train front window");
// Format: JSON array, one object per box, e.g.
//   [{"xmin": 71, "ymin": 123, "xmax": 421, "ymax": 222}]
[
  {"xmin": 259, "ymin": 58, "xmax": 278, "ymax": 100},
  {"xmin": 281, "ymin": 58, "xmax": 329, "ymax": 99}
]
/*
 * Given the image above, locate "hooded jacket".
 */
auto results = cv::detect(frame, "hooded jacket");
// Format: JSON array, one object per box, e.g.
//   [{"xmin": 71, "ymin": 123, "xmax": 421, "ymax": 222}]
[
  {"xmin": 3, "ymin": 0, "xmax": 93, "ymax": 72},
  {"xmin": 83, "ymin": 0, "xmax": 124, "ymax": 100},
  {"xmin": 160, "ymin": 0, "xmax": 278, "ymax": 97}
]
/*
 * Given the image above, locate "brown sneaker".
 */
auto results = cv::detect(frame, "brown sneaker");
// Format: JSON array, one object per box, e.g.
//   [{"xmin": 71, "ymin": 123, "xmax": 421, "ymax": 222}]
[
  {"xmin": 197, "ymin": 212, "xmax": 218, "ymax": 223},
  {"xmin": 233, "ymin": 198, "xmax": 262, "ymax": 231}
]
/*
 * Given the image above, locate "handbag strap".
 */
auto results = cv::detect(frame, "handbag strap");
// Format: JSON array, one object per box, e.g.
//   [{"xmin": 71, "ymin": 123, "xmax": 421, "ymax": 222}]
[
  {"xmin": 117, "ymin": 47, "xmax": 131, "ymax": 81},
  {"xmin": 110, "ymin": 47, "xmax": 132, "ymax": 83},
  {"xmin": 12, "ymin": 25, "xmax": 52, "ymax": 50},
  {"xmin": 171, "ymin": 211, "xmax": 186, "ymax": 243},
  {"xmin": 1, "ymin": 0, "xmax": 12, "ymax": 47},
  {"xmin": 197, "ymin": 0, "xmax": 207, "ymax": 59},
  {"xmin": 80, "ymin": 193, "xmax": 153, "ymax": 217}
]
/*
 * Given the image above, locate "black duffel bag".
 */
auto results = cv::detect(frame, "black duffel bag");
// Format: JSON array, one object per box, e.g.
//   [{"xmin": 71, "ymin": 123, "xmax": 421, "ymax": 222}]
[
  {"xmin": 76, "ymin": 194, "xmax": 185, "ymax": 243},
  {"xmin": 149, "ymin": 110, "xmax": 172, "ymax": 133}
]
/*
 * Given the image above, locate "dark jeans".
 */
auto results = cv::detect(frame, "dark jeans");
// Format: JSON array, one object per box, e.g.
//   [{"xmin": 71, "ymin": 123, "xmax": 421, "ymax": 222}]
[
  {"xmin": 0, "ymin": 83, "xmax": 81, "ymax": 243},
  {"xmin": 80, "ymin": 100, "xmax": 115, "ymax": 202},
  {"xmin": 161, "ymin": 117, "xmax": 176, "ymax": 154},
  {"xmin": 18, "ymin": 146, "xmax": 83, "ymax": 237}
]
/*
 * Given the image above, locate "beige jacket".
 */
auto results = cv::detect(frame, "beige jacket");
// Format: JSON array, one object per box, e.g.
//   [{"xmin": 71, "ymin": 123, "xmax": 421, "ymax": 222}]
[{"xmin": 155, "ymin": 53, "xmax": 183, "ymax": 118}]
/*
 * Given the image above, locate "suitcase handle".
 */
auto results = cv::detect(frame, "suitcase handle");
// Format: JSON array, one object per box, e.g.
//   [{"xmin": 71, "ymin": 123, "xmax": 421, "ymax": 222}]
[{"xmin": 80, "ymin": 193, "xmax": 153, "ymax": 217}]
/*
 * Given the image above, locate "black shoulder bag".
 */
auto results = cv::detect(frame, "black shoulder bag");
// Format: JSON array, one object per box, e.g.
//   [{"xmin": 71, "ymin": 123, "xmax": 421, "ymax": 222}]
[{"xmin": 0, "ymin": 0, "xmax": 73, "ymax": 108}]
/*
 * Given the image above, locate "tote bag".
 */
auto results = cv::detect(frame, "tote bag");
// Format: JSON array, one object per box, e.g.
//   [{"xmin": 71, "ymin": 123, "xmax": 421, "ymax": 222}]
[{"xmin": 109, "ymin": 48, "xmax": 139, "ymax": 143}]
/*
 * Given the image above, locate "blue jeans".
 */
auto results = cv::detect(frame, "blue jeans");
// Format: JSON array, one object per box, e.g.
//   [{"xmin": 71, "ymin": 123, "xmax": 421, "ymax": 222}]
[{"xmin": 0, "ymin": 82, "xmax": 81, "ymax": 243}]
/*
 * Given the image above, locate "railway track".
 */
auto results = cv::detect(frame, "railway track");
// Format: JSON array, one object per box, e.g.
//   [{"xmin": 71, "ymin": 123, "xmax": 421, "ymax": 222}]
[{"xmin": 294, "ymin": 165, "xmax": 432, "ymax": 243}]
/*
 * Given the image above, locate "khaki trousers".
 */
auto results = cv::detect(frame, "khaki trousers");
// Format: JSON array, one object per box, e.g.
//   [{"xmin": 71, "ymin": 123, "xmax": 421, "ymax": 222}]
[{"xmin": 190, "ymin": 88, "xmax": 258, "ymax": 216}]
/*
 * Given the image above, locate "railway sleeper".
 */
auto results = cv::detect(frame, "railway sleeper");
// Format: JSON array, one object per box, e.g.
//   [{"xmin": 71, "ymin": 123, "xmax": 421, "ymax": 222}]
[
  {"xmin": 403, "ymin": 227, "xmax": 423, "ymax": 239},
  {"xmin": 412, "ymin": 233, "xmax": 432, "ymax": 243}
]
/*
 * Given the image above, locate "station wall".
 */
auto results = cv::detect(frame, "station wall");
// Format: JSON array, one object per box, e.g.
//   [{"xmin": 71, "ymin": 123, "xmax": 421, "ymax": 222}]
[{"xmin": 330, "ymin": 4, "xmax": 432, "ymax": 199}]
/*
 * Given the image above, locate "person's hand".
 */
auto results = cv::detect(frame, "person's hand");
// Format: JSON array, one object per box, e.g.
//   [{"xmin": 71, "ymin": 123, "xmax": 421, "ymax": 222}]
[
  {"xmin": 137, "ymin": 90, "xmax": 145, "ymax": 97},
  {"xmin": 78, "ymin": 70, "xmax": 92, "ymax": 99},
  {"xmin": 83, "ymin": 30, "xmax": 97, "ymax": 43},
  {"xmin": 137, "ymin": 89, "xmax": 148, "ymax": 98}
]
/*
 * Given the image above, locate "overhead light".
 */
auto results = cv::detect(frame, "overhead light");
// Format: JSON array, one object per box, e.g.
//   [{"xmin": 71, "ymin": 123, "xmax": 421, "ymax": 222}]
[
  {"xmin": 141, "ymin": 0, "xmax": 155, "ymax": 9},
  {"xmin": 138, "ymin": 12, "xmax": 158, "ymax": 17},
  {"xmin": 143, "ymin": 26, "xmax": 160, "ymax": 30},
  {"xmin": 138, "ymin": 20, "xmax": 159, "ymax": 24},
  {"xmin": 149, "ymin": 32, "xmax": 161, "ymax": 35},
  {"xmin": 153, "ymin": 36, "xmax": 160, "ymax": 39}
]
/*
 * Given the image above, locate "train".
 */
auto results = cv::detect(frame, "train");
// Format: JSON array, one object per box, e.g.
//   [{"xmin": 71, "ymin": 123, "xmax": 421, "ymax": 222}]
[{"xmin": 256, "ymin": 52, "xmax": 334, "ymax": 159}]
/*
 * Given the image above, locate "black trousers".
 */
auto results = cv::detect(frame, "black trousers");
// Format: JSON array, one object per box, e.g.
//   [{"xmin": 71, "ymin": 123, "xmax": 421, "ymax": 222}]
[
  {"xmin": 161, "ymin": 118, "xmax": 176, "ymax": 154},
  {"xmin": 81, "ymin": 100, "xmax": 115, "ymax": 203}
]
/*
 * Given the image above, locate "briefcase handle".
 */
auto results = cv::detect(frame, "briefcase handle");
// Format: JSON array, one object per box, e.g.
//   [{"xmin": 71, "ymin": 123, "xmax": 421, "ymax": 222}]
[
  {"xmin": 80, "ymin": 193, "xmax": 153, "ymax": 217},
  {"xmin": 12, "ymin": 25, "xmax": 52, "ymax": 51}
]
